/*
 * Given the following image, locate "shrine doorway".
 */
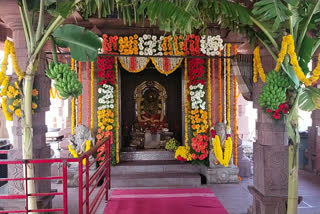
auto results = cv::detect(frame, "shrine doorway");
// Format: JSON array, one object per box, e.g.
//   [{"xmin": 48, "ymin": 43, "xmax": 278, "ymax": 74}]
[{"xmin": 120, "ymin": 61, "xmax": 182, "ymax": 151}]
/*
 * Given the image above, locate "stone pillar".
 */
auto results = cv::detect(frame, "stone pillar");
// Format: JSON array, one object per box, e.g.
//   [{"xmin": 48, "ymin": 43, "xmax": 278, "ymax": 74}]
[
  {"xmin": 0, "ymin": 2, "xmax": 52, "ymax": 201},
  {"xmin": 248, "ymin": 52, "xmax": 288, "ymax": 214}
]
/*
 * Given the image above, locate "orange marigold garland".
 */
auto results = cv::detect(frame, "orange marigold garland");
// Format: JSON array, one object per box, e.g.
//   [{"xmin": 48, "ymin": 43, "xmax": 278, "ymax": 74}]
[
  {"xmin": 208, "ymin": 59, "xmax": 212, "ymax": 128},
  {"xmin": 233, "ymin": 44, "xmax": 238, "ymax": 166},
  {"xmin": 86, "ymin": 61, "xmax": 90, "ymax": 128},
  {"xmin": 78, "ymin": 61, "xmax": 82, "ymax": 124},
  {"xmin": 90, "ymin": 62, "xmax": 94, "ymax": 132},
  {"xmin": 212, "ymin": 58, "xmax": 215, "ymax": 126}
]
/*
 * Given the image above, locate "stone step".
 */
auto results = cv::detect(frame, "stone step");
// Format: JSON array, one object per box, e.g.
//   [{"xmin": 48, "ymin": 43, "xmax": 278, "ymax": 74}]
[
  {"xmin": 111, "ymin": 172, "xmax": 201, "ymax": 188},
  {"xmin": 120, "ymin": 150, "xmax": 175, "ymax": 161},
  {"xmin": 111, "ymin": 160, "xmax": 201, "ymax": 175}
]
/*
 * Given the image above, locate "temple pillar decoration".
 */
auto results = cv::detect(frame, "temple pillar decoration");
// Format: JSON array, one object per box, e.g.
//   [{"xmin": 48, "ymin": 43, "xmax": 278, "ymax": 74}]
[{"xmin": 248, "ymin": 52, "xmax": 288, "ymax": 214}]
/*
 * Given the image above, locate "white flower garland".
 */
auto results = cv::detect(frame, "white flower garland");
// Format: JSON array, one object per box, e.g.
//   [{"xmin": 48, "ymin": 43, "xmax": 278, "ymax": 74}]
[
  {"xmin": 200, "ymin": 35, "xmax": 224, "ymax": 56},
  {"xmin": 98, "ymin": 84, "xmax": 114, "ymax": 110},
  {"xmin": 138, "ymin": 34, "xmax": 163, "ymax": 56},
  {"xmin": 189, "ymin": 83, "xmax": 206, "ymax": 110}
]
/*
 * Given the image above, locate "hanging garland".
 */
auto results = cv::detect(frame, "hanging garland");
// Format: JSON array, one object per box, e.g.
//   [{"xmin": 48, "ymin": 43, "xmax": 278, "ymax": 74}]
[
  {"xmin": 233, "ymin": 44, "xmax": 238, "ymax": 166},
  {"xmin": 86, "ymin": 61, "xmax": 90, "ymax": 128},
  {"xmin": 211, "ymin": 58, "xmax": 215, "ymax": 126},
  {"xmin": 115, "ymin": 58, "xmax": 119, "ymax": 163},
  {"xmin": 90, "ymin": 62, "xmax": 94, "ymax": 132},
  {"xmin": 50, "ymin": 87, "xmax": 62, "ymax": 99},
  {"xmin": 207, "ymin": 58, "xmax": 212, "ymax": 129},
  {"xmin": 218, "ymin": 49, "xmax": 222, "ymax": 122},
  {"xmin": 253, "ymin": 46, "xmax": 266, "ymax": 83},
  {"xmin": 211, "ymin": 127, "xmax": 233, "ymax": 167},
  {"xmin": 227, "ymin": 44, "xmax": 231, "ymax": 128},
  {"xmin": 223, "ymin": 45, "xmax": 227, "ymax": 124},
  {"xmin": 118, "ymin": 56, "xmax": 150, "ymax": 73},
  {"xmin": 275, "ymin": 34, "xmax": 320, "ymax": 86},
  {"xmin": 184, "ymin": 59, "xmax": 189, "ymax": 148},
  {"xmin": 150, "ymin": 57, "xmax": 184, "ymax": 75},
  {"xmin": 71, "ymin": 58, "xmax": 75, "ymax": 135},
  {"xmin": 78, "ymin": 61, "xmax": 82, "ymax": 125}
]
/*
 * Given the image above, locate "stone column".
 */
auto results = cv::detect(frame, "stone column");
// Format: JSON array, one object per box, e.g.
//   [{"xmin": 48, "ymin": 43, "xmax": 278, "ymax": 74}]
[
  {"xmin": 248, "ymin": 51, "xmax": 288, "ymax": 214},
  {"xmin": 0, "ymin": 2, "xmax": 52, "ymax": 203}
]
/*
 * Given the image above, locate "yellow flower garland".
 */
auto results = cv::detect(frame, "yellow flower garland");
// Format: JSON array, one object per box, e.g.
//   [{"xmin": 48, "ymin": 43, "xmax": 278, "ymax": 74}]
[
  {"xmin": 227, "ymin": 44, "xmax": 231, "ymax": 128},
  {"xmin": 253, "ymin": 46, "xmax": 266, "ymax": 83},
  {"xmin": 275, "ymin": 34, "xmax": 320, "ymax": 86},
  {"xmin": 71, "ymin": 58, "xmax": 75, "ymax": 135},
  {"xmin": 208, "ymin": 58, "xmax": 212, "ymax": 129},
  {"xmin": 115, "ymin": 57, "xmax": 120, "ymax": 163},
  {"xmin": 2, "ymin": 98, "xmax": 12, "ymax": 121},
  {"xmin": 184, "ymin": 59, "xmax": 189, "ymax": 148},
  {"xmin": 175, "ymin": 146, "xmax": 192, "ymax": 161},
  {"xmin": 212, "ymin": 128, "xmax": 233, "ymax": 167},
  {"xmin": 90, "ymin": 62, "xmax": 94, "ymax": 132},
  {"xmin": 78, "ymin": 61, "xmax": 82, "ymax": 125}
]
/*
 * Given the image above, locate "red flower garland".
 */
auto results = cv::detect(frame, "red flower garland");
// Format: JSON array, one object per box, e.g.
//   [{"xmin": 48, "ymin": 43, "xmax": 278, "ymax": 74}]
[
  {"xmin": 188, "ymin": 58, "xmax": 205, "ymax": 85},
  {"xmin": 102, "ymin": 34, "xmax": 118, "ymax": 53},
  {"xmin": 97, "ymin": 56, "xmax": 115, "ymax": 85},
  {"xmin": 184, "ymin": 34, "xmax": 200, "ymax": 56}
]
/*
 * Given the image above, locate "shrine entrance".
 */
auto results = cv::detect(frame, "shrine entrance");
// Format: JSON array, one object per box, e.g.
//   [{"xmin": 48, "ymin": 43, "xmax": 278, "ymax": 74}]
[{"xmin": 120, "ymin": 61, "xmax": 182, "ymax": 152}]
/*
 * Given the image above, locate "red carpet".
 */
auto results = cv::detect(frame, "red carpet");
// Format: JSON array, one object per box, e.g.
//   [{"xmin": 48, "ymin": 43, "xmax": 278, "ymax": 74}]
[{"xmin": 104, "ymin": 188, "xmax": 228, "ymax": 214}]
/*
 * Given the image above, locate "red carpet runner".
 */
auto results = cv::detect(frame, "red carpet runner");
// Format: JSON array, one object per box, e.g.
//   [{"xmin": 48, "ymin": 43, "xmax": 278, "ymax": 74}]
[{"xmin": 104, "ymin": 188, "xmax": 228, "ymax": 214}]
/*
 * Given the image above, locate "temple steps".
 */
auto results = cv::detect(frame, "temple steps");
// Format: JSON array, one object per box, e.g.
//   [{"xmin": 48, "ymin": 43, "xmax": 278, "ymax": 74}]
[{"xmin": 111, "ymin": 160, "xmax": 202, "ymax": 188}]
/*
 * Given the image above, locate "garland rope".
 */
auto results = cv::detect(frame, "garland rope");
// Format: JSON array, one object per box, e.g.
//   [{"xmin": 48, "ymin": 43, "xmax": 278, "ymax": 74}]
[
  {"xmin": 211, "ymin": 59, "xmax": 215, "ymax": 126},
  {"xmin": 78, "ymin": 61, "xmax": 82, "ymax": 124},
  {"xmin": 115, "ymin": 57, "xmax": 120, "ymax": 163},
  {"xmin": 233, "ymin": 44, "xmax": 238, "ymax": 166},
  {"xmin": 227, "ymin": 44, "xmax": 231, "ymax": 128},
  {"xmin": 253, "ymin": 46, "xmax": 266, "ymax": 83},
  {"xmin": 218, "ymin": 49, "xmax": 222, "ymax": 122},
  {"xmin": 90, "ymin": 62, "xmax": 94, "ymax": 133},
  {"xmin": 86, "ymin": 61, "xmax": 90, "ymax": 128},
  {"xmin": 71, "ymin": 58, "xmax": 75, "ymax": 135},
  {"xmin": 184, "ymin": 59, "xmax": 189, "ymax": 148},
  {"xmin": 223, "ymin": 44, "xmax": 227, "ymax": 124},
  {"xmin": 208, "ymin": 58, "xmax": 212, "ymax": 129}
]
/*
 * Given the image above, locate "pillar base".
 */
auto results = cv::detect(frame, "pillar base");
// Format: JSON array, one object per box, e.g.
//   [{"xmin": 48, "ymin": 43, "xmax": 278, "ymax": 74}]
[{"xmin": 206, "ymin": 166, "xmax": 239, "ymax": 184}]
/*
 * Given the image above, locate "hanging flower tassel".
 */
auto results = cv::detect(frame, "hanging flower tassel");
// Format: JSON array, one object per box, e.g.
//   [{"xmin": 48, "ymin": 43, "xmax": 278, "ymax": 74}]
[
  {"xmin": 115, "ymin": 57, "xmax": 120, "ymax": 163},
  {"xmin": 218, "ymin": 49, "xmax": 222, "ymax": 122},
  {"xmin": 78, "ymin": 61, "xmax": 82, "ymax": 124},
  {"xmin": 184, "ymin": 59, "xmax": 189, "ymax": 148},
  {"xmin": 212, "ymin": 58, "xmax": 215, "ymax": 126},
  {"xmin": 233, "ymin": 44, "xmax": 238, "ymax": 166},
  {"xmin": 71, "ymin": 58, "xmax": 75, "ymax": 135},
  {"xmin": 86, "ymin": 61, "xmax": 90, "ymax": 128},
  {"xmin": 223, "ymin": 45, "xmax": 227, "ymax": 124},
  {"xmin": 253, "ymin": 46, "xmax": 266, "ymax": 83},
  {"xmin": 211, "ymin": 127, "xmax": 232, "ymax": 167},
  {"xmin": 227, "ymin": 43, "xmax": 231, "ymax": 128},
  {"xmin": 90, "ymin": 62, "xmax": 94, "ymax": 133}
]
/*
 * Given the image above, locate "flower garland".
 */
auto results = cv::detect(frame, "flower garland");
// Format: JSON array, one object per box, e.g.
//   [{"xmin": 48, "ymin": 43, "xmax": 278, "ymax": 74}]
[
  {"xmin": 97, "ymin": 85, "xmax": 114, "ymax": 110},
  {"xmin": 208, "ymin": 59, "xmax": 212, "ymax": 129},
  {"xmin": 90, "ymin": 62, "xmax": 94, "ymax": 132},
  {"xmin": 50, "ymin": 87, "xmax": 62, "ymax": 99},
  {"xmin": 138, "ymin": 34, "xmax": 163, "ymax": 56},
  {"xmin": 184, "ymin": 59, "xmax": 189, "ymax": 148},
  {"xmin": 275, "ymin": 34, "xmax": 320, "ymax": 86},
  {"xmin": 118, "ymin": 57, "xmax": 150, "ymax": 73},
  {"xmin": 175, "ymin": 146, "xmax": 192, "ymax": 161},
  {"xmin": 253, "ymin": 46, "xmax": 266, "ymax": 83},
  {"xmin": 86, "ymin": 61, "xmax": 90, "ymax": 128},
  {"xmin": 223, "ymin": 44, "xmax": 227, "ymax": 124},
  {"xmin": 211, "ymin": 58, "xmax": 215, "ymax": 126},
  {"xmin": 115, "ymin": 58, "xmax": 119, "ymax": 163},
  {"xmin": 150, "ymin": 57, "xmax": 184, "ymax": 76},
  {"xmin": 97, "ymin": 56, "xmax": 115, "ymax": 85},
  {"xmin": 227, "ymin": 43, "xmax": 231, "ymax": 128},
  {"xmin": 184, "ymin": 34, "xmax": 200, "ymax": 56},
  {"xmin": 211, "ymin": 127, "xmax": 232, "ymax": 167},
  {"xmin": 233, "ymin": 44, "xmax": 238, "ymax": 166},
  {"xmin": 218, "ymin": 49, "xmax": 222, "ymax": 122},
  {"xmin": 102, "ymin": 34, "xmax": 118, "ymax": 53},
  {"xmin": 78, "ymin": 61, "xmax": 82, "ymax": 124},
  {"xmin": 200, "ymin": 35, "xmax": 224, "ymax": 56},
  {"xmin": 118, "ymin": 35, "xmax": 139, "ymax": 55},
  {"xmin": 71, "ymin": 58, "xmax": 75, "ymax": 135}
]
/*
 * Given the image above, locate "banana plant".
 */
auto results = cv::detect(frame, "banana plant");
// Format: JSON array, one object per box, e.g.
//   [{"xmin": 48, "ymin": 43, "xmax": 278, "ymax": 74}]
[{"xmin": 16, "ymin": 0, "xmax": 101, "ymax": 212}]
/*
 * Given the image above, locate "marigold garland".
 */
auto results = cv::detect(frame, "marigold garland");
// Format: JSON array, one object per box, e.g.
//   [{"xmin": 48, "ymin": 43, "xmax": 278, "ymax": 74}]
[
  {"xmin": 71, "ymin": 58, "xmax": 75, "ymax": 135},
  {"xmin": 218, "ymin": 49, "xmax": 222, "ymax": 122},
  {"xmin": 184, "ymin": 59, "xmax": 189, "ymax": 148},
  {"xmin": 212, "ymin": 58, "xmax": 215, "ymax": 126},
  {"xmin": 253, "ymin": 46, "xmax": 266, "ymax": 83},
  {"xmin": 50, "ymin": 87, "xmax": 62, "ymax": 99},
  {"xmin": 211, "ymin": 127, "xmax": 233, "ymax": 167},
  {"xmin": 115, "ymin": 57, "xmax": 120, "ymax": 163},
  {"xmin": 223, "ymin": 45, "xmax": 227, "ymax": 124},
  {"xmin": 275, "ymin": 34, "xmax": 320, "ymax": 86},
  {"xmin": 233, "ymin": 44, "xmax": 238, "ymax": 166},
  {"xmin": 227, "ymin": 44, "xmax": 231, "ymax": 128},
  {"xmin": 90, "ymin": 62, "xmax": 94, "ymax": 132},
  {"xmin": 78, "ymin": 61, "xmax": 82, "ymax": 124},
  {"xmin": 208, "ymin": 58, "xmax": 212, "ymax": 128},
  {"xmin": 2, "ymin": 97, "xmax": 12, "ymax": 121},
  {"xmin": 86, "ymin": 61, "xmax": 90, "ymax": 128},
  {"xmin": 118, "ymin": 35, "xmax": 139, "ymax": 55}
]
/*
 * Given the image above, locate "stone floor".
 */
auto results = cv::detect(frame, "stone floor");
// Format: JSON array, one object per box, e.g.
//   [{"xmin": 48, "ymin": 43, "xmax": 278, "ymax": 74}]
[{"xmin": 1, "ymin": 169, "xmax": 320, "ymax": 213}]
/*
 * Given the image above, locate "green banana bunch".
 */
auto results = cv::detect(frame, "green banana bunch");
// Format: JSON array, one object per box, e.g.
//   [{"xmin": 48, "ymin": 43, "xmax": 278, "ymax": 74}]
[
  {"xmin": 46, "ymin": 62, "xmax": 83, "ymax": 100},
  {"xmin": 258, "ymin": 70, "xmax": 292, "ymax": 111}
]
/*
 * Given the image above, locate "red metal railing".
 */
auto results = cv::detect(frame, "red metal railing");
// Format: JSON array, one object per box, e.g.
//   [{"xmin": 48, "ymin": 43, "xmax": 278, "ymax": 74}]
[{"xmin": 0, "ymin": 137, "xmax": 111, "ymax": 214}]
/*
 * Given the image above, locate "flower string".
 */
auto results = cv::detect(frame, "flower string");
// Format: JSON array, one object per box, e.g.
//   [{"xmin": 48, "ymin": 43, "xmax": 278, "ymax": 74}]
[
  {"xmin": 115, "ymin": 57, "xmax": 120, "ymax": 163},
  {"xmin": 90, "ymin": 62, "xmax": 94, "ymax": 132},
  {"xmin": 218, "ymin": 49, "xmax": 222, "ymax": 122},
  {"xmin": 86, "ymin": 61, "xmax": 90, "ymax": 128},
  {"xmin": 233, "ymin": 44, "xmax": 238, "ymax": 166},
  {"xmin": 184, "ymin": 59, "xmax": 189, "ymax": 148},
  {"xmin": 71, "ymin": 58, "xmax": 75, "ymax": 135},
  {"xmin": 211, "ymin": 128, "xmax": 233, "ymax": 167},
  {"xmin": 227, "ymin": 43, "xmax": 231, "ymax": 128},
  {"xmin": 211, "ymin": 58, "xmax": 215, "ymax": 126},
  {"xmin": 78, "ymin": 61, "xmax": 82, "ymax": 124},
  {"xmin": 253, "ymin": 46, "xmax": 266, "ymax": 83},
  {"xmin": 223, "ymin": 44, "xmax": 227, "ymax": 124},
  {"xmin": 207, "ymin": 58, "xmax": 212, "ymax": 129}
]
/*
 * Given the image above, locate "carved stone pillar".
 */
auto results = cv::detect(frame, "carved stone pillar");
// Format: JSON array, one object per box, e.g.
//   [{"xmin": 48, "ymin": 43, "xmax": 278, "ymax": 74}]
[{"xmin": 248, "ymin": 52, "xmax": 288, "ymax": 214}]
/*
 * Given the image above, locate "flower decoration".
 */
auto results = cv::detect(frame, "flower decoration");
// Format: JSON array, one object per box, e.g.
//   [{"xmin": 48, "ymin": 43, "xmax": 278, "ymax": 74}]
[
  {"xmin": 184, "ymin": 34, "xmax": 201, "ymax": 56},
  {"xmin": 118, "ymin": 35, "xmax": 139, "ymax": 55},
  {"xmin": 175, "ymin": 146, "xmax": 192, "ymax": 161},
  {"xmin": 200, "ymin": 35, "xmax": 223, "ymax": 56},
  {"xmin": 98, "ymin": 84, "xmax": 114, "ymax": 110},
  {"xmin": 102, "ymin": 34, "xmax": 118, "ymax": 53},
  {"xmin": 97, "ymin": 56, "xmax": 115, "ymax": 85},
  {"xmin": 189, "ymin": 84, "xmax": 206, "ymax": 110},
  {"xmin": 138, "ymin": 34, "xmax": 163, "ymax": 56}
]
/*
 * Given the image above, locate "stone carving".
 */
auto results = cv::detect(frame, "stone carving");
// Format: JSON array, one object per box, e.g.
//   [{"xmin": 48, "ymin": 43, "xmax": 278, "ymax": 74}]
[
  {"xmin": 69, "ymin": 125, "xmax": 95, "ymax": 155},
  {"xmin": 207, "ymin": 122, "xmax": 239, "ymax": 183}
]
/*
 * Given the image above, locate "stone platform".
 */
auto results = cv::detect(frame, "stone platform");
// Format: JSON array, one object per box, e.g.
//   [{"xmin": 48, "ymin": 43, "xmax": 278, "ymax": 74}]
[
  {"xmin": 111, "ymin": 160, "xmax": 202, "ymax": 188},
  {"xmin": 120, "ymin": 150, "xmax": 176, "ymax": 161}
]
